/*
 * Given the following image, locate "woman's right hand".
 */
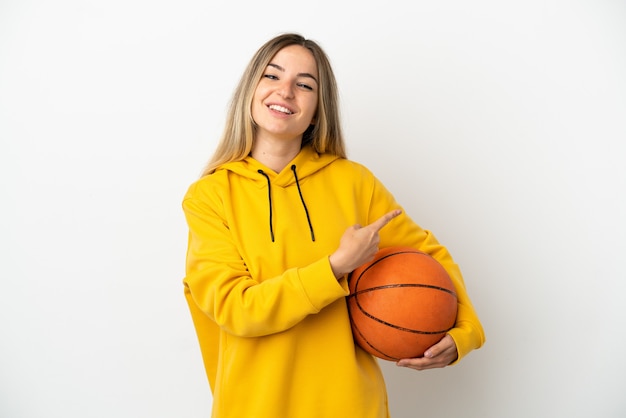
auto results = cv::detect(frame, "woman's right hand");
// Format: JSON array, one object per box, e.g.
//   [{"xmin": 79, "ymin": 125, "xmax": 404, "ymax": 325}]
[{"xmin": 329, "ymin": 209, "xmax": 402, "ymax": 279}]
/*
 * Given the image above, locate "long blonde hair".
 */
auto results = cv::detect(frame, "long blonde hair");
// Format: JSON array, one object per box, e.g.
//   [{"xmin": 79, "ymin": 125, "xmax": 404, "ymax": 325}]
[{"xmin": 201, "ymin": 33, "xmax": 346, "ymax": 176}]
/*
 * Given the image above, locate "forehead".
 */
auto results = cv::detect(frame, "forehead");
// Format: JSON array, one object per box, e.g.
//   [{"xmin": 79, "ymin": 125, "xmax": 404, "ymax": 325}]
[{"xmin": 269, "ymin": 45, "xmax": 318, "ymax": 76}]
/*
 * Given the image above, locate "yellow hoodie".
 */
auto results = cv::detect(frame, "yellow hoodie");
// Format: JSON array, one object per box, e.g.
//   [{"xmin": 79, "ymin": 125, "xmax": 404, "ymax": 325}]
[{"xmin": 182, "ymin": 145, "xmax": 485, "ymax": 418}]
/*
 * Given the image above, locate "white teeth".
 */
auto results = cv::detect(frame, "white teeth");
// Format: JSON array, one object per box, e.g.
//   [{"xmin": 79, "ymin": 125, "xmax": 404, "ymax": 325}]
[{"xmin": 269, "ymin": 104, "xmax": 293, "ymax": 114}]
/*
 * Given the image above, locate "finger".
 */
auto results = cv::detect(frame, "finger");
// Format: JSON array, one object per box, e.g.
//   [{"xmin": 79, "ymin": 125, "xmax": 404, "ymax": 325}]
[
  {"xmin": 423, "ymin": 347, "xmax": 440, "ymax": 359},
  {"xmin": 425, "ymin": 334, "xmax": 455, "ymax": 358},
  {"xmin": 396, "ymin": 352, "xmax": 452, "ymax": 370},
  {"xmin": 367, "ymin": 209, "xmax": 402, "ymax": 233},
  {"xmin": 396, "ymin": 358, "xmax": 444, "ymax": 371},
  {"xmin": 396, "ymin": 357, "xmax": 430, "ymax": 370}
]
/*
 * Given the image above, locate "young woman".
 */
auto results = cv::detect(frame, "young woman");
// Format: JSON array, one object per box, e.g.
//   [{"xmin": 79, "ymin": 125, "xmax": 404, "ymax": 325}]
[{"xmin": 182, "ymin": 33, "xmax": 485, "ymax": 418}]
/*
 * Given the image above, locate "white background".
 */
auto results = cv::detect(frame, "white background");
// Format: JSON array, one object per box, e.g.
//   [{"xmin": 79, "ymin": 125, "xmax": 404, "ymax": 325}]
[{"xmin": 1, "ymin": 1, "xmax": 625, "ymax": 417}]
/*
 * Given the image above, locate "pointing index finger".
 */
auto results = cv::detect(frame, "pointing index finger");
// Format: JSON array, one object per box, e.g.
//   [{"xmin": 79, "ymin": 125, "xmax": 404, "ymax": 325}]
[{"xmin": 368, "ymin": 209, "xmax": 402, "ymax": 232}]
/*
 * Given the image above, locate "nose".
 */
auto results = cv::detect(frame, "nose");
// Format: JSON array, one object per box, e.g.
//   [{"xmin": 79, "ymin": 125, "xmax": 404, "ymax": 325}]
[{"xmin": 276, "ymin": 81, "xmax": 294, "ymax": 99}]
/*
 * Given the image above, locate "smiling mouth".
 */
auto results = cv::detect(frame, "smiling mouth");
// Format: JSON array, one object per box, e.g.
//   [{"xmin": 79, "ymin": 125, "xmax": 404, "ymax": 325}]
[{"xmin": 268, "ymin": 104, "xmax": 294, "ymax": 115}]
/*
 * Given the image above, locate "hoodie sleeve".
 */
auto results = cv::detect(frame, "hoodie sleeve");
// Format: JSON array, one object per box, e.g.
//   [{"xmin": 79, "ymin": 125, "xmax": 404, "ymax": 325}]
[
  {"xmin": 182, "ymin": 181, "xmax": 348, "ymax": 339},
  {"xmin": 363, "ymin": 168, "xmax": 486, "ymax": 363}
]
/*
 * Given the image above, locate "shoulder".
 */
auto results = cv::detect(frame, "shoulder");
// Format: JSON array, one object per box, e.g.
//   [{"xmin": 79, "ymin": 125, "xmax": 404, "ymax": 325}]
[
  {"xmin": 183, "ymin": 170, "xmax": 230, "ymax": 206},
  {"xmin": 327, "ymin": 158, "xmax": 382, "ymax": 191},
  {"xmin": 326, "ymin": 157, "xmax": 376, "ymax": 178}
]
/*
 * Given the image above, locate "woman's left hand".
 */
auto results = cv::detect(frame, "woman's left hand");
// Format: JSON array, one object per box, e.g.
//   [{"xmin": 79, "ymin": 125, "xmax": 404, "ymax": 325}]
[{"xmin": 396, "ymin": 334, "xmax": 458, "ymax": 370}]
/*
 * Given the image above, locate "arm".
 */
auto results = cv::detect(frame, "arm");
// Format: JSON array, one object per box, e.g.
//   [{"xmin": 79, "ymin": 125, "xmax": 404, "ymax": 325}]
[
  {"xmin": 364, "ymin": 171, "xmax": 486, "ymax": 365},
  {"xmin": 183, "ymin": 187, "xmax": 348, "ymax": 338}
]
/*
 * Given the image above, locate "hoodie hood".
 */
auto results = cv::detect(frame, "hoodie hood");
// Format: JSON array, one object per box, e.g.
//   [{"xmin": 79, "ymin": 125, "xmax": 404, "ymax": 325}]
[
  {"xmin": 216, "ymin": 145, "xmax": 340, "ymax": 188},
  {"xmin": 215, "ymin": 145, "xmax": 341, "ymax": 242}
]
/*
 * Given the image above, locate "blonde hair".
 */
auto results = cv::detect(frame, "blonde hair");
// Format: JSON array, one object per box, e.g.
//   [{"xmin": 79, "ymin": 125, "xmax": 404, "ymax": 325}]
[{"xmin": 201, "ymin": 33, "xmax": 346, "ymax": 176}]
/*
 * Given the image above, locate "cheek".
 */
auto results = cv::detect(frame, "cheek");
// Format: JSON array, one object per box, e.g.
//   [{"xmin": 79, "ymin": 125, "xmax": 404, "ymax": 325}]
[
  {"xmin": 250, "ymin": 90, "xmax": 265, "ymax": 120},
  {"xmin": 306, "ymin": 99, "xmax": 319, "ymax": 123}
]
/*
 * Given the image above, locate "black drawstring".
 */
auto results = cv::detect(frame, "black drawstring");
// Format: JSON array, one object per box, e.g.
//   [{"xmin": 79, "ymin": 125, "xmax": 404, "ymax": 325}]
[
  {"xmin": 258, "ymin": 166, "xmax": 315, "ymax": 242},
  {"xmin": 258, "ymin": 169, "xmax": 275, "ymax": 242},
  {"xmin": 291, "ymin": 165, "xmax": 316, "ymax": 242}
]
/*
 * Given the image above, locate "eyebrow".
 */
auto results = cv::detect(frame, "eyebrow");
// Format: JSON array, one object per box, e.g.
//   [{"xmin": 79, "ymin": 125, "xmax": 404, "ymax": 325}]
[{"xmin": 267, "ymin": 63, "xmax": 319, "ymax": 85}]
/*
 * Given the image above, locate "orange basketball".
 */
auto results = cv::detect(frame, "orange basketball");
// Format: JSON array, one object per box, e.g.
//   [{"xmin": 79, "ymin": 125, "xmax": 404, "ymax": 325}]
[{"xmin": 347, "ymin": 246, "xmax": 458, "ymax": 361}]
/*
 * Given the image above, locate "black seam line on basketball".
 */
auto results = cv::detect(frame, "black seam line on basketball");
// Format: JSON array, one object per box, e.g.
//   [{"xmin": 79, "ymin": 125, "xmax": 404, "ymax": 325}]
[
  {"xmin": 346, "ymin": 283, "xmax": 457, "ymax": 299},
  {"xmin": 351, "ymin": 287, "xmax": 455, "ymax": 334},
  {"xmin": 352, "ymin": 250, "xmax": 447, "ymax": 293},
  {"xmin": 354, "ymin": 250, "xmax": 425, "ymax": 282},
  {"xmin": 352, "ymin": 319, "xmax": 399, "ymax": 361},
  {"xmin": 348, "ymin": 301, "xmax": 398, "ymax": 360},
  {"xmin": 356, "ymin": 308, "xmax": 454, "ymax": 334}
]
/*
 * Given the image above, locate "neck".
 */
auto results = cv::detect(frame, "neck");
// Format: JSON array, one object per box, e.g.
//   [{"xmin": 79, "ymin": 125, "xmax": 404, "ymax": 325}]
[{"xmin": 251, "ymin": 137, "xmax": 302, "ymax": 173}]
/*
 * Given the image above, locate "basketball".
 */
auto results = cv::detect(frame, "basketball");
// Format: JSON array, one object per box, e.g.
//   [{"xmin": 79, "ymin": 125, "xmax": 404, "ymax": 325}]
[{"xmin": 347, "ymin": 246, "xmax": 458, "ymax": 361}]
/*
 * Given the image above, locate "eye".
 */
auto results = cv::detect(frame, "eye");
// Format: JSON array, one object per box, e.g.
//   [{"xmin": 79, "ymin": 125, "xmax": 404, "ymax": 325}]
[
  {"xmin": 263, "ymin": 73, "xmax": 279, "ymax": 80},
  {"xmin": 297, "ymin": 83, "xmax": 314, "ymax": 91}
]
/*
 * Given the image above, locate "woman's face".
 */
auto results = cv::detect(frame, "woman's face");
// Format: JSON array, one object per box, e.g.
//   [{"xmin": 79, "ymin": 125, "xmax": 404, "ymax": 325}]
[{"xmin": 251, "ymin": 45, "xmax": 319, "ymax": 144}]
